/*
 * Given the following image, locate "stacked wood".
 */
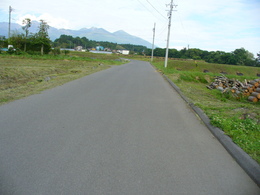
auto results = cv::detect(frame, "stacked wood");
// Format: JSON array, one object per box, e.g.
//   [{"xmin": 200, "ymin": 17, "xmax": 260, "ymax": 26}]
[{"xmin": 207, "ymin": 76, "xmax": 260, "ymax": 102}]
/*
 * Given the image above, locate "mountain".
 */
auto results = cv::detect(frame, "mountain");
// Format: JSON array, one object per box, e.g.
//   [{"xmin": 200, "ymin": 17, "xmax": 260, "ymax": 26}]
[{"xmin": 0, "ymin": 21, "xmax": 152, "ymax": 48}]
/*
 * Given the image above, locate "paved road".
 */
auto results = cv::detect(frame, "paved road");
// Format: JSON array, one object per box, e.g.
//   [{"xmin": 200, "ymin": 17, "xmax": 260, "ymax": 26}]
[{"xmin": 0, "ymin": 60, "xmax": 259, "ymax": 194}]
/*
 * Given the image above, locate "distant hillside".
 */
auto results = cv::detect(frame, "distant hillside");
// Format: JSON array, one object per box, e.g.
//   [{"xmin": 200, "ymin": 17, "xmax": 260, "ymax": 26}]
[{"xmin": 0, "ymin": 21, "xmax": 152, "ymax": 48}]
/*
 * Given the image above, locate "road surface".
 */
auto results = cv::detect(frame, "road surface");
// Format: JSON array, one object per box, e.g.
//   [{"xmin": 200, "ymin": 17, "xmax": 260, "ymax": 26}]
[{"xmin": 0, "ymin": 60, "xmax": 259, "ymax": 194}]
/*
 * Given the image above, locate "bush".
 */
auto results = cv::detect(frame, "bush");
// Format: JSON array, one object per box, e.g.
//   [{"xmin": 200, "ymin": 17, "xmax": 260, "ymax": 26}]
[
  {"xmin": 52, "ymin": 47, "xmax": 61, "ymax": 55},
  {"xmin": 7, "ymin": 47, "xmax": 16, "ymax": 55},
  {"xmin": 27, "ymin": 51, "xmax": 42, "ymax": 55},
  {"xmin": 62, "ymin": 50, "xmax": 70, "ymax": 55}
]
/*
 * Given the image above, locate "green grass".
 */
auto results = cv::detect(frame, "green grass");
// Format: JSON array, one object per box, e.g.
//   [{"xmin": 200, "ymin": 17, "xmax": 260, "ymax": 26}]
[
  {"xmin": 0, "ymin": 52, "xmax": 124, "ymax": 104},
  {"xmin": 140, "ymin": 56, "xmax": 260, "ymax": 163}
]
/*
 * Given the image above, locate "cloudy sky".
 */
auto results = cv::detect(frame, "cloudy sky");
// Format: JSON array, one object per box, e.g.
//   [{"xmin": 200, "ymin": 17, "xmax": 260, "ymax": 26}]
[{"xmin": 0, "ymin": 0, "xmax": 259, "ymax": 55}]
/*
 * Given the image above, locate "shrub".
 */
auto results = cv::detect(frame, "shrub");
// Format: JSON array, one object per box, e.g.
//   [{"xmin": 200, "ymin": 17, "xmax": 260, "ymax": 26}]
[{"xmin": 51, "ymin": 48, "xmax": 61, "ymax": 55}]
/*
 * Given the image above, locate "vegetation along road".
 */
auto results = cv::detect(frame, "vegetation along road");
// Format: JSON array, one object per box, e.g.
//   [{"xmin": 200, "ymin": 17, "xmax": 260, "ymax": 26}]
[{"xmin": 0, "ymin": 60, "xmax": 259, "ymax": 194}]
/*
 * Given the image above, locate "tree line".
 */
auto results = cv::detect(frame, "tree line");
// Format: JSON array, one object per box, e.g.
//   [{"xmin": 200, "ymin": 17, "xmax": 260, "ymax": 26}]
[
  {"xmin": 1, "ymin": 18, "xmax": 259, "ymax": 67},
  {"xmin": 144, "ymin": 47, "xmax": 260, "ymax": 67},
  {"xmin": 52, "ymin": 34, "xmax": 147, "ymax": 54}
]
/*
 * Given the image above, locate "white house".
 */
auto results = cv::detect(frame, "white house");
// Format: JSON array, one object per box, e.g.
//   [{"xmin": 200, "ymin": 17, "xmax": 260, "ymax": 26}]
[{"xmin": 118, "ymin": 50, "xmax": 130, "ymax": 55}]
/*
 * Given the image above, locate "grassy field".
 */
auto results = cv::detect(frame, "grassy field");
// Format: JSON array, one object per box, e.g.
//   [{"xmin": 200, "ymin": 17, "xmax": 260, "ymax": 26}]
[
  {"xmin": 0, "ymin": 52, "xmax": 124, "ymax": 104},
  {"xmin": 148, "ymin": 57, "xmax": 260, "ymax": 163}
]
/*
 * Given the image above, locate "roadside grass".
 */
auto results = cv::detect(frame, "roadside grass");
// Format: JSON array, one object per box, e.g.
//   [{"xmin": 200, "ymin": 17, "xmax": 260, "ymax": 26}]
[
  {"xmin": 148, "ymin": 57, "xmax": 260, "ymax": 163},
  {"xmin": 0, "ymin": 52, "xmax": 124, "ymax": 104}
]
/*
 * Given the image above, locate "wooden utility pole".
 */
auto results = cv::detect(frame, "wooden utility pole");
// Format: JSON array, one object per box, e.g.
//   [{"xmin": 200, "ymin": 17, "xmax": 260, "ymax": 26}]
[{"xmin": 151, "ymin": 23, "xmax": 156, "ymax": 62}]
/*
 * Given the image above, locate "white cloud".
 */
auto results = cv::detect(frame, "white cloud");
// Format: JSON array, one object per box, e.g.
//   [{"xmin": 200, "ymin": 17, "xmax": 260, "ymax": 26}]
[
  {"xmin": 16, "ymin": 13, "xmax": 70, "ymax": 29},
  {"xmin": 0, "ymin": 0, "xmax": 259, "ymax": 55}
]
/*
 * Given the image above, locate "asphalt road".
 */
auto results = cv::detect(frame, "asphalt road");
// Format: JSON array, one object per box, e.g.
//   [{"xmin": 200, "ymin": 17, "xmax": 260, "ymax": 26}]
[{"xmin": 0, "ymin": 60, "xmax": 259, "ymax": 194}]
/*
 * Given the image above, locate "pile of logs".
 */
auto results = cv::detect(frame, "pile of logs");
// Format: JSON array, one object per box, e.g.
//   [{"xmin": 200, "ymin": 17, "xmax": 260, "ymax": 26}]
[{"xmin": 206, "ymin": 75, "xmax": 260, "ymax": 102}]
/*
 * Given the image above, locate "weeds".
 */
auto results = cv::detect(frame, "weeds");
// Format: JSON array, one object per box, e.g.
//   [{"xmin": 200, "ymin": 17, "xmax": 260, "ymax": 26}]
[
  {"xmin": 0, "ymin": 53, "xmax": 124, "ymax": 104},
  {"xmin": 210, "ymin": 115, "xmax": 260, "ymax": 161}
]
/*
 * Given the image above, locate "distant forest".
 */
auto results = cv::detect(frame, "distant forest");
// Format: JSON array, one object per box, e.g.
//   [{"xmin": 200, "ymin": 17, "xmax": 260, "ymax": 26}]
[
  {"xmin": 1, "ymin": 29, "xmax": 259, "ymax": 67},
  {"xmin": 146, "ymin": 47, "xmax": 260, "ymax": 67},
  {"xmin": 53, "ymin": 35, "xmax": 260, "ymax": 67},
  {"xmin": 53, "ymin": 35, "xmax": 147, "ymax": 54}
]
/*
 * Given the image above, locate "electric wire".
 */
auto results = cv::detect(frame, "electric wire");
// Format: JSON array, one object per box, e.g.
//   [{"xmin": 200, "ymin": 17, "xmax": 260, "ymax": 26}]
[
  {"xmin": 136, "ymin": 0, "xmax": 159, "ymax": 19},
  {"xmin": 176, "ymin": 11, "xmax": 190, "ymax": 48},
  {"xmin": 157, "ymin": 22, "xmax": 168, "ymax": 37},
  {"xmin": 136, "ymin": 0, "xmax": 167, "ymax": 22},
  {"xmin": 145, "ymin": 0, "xmax": 167, "ymax": 20}
]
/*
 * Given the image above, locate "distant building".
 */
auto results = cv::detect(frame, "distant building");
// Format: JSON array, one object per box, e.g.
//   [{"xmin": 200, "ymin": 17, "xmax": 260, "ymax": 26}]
[
  {"xmin": 89, "ymin": 50, "xmax": 112, "ymax": 54},
  {"xmin": 104, "ymin": 48, "xmax": 111, "ymax": 52},
  {"xmin": 75, "ymin": 46, "xmax": 83, "ymax": 51},
  {"xmin": 96, "ymin": 46, "xmax": 104, "ymax": 51},
  {"xmin": 118, "ymin": 50, "xmax": 130, "ymax": 55}
]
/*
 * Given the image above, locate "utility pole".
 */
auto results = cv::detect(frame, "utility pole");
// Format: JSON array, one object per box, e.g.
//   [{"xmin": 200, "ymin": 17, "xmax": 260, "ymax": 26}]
[
  {"xmin": 164, "ymin": 0, "xmax": 177, "ymax": 68},
  {"xmin": 8, "ymin": 6, "xmax": 13, "ymax": 43},
  {"xmin": 151, "ymin": 23, "xmax": 156, "ymax": 62}
]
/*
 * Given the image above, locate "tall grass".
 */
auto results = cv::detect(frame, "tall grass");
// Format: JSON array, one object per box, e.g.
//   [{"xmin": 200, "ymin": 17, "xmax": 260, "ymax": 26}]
[{"xmin": 0, "ymin": 53, "xmax": 124, "ymax": 104}]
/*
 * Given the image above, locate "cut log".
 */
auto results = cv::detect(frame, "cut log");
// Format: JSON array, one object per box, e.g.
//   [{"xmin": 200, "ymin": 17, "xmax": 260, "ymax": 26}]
[
  {"xmin": 249, "ymin": 80, "xmax": 259, "ymax": 87},
  {"xmin": 251, "ymin": 92, "xmax": 260, "ymax": 99},
  {"xmin": 217, "ymin": 86, "xmax": 224, "ymax": 91},
  {"xmin": 242, "ymin": 88, "xmax": 249, "ymax": 93},
  {"xmin": 231, "ymin": 88, "xmax": 236, "ymax": 93},
  {"xmin": 248, "ymin": 88, "xmax": 254, "ymax": 93},
  {"xmin": 249, "ymin": 84, "xmax": 256, "ymax": 89},
  {"xmin": 243, "ymin": 92, "xmax": 250, "ymax": 97},
  {"xmin": 207, "ymin": 76, "xmax": 260, "ymax": 102},
  {"xmin": 248, "ymin": 96, "xmax": 258, "ymax": 102}
]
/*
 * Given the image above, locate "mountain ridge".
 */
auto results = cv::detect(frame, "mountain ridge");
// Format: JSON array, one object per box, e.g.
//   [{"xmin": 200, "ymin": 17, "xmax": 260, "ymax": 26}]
[{"xmin": 0, "ymin": 21, "xmax": 152, "ymax": 48}]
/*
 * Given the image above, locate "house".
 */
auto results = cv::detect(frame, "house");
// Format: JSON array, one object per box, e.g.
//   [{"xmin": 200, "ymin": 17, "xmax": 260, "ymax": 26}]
[
  {"xmin": 96, "ymin": 46, "xmax": 104, "ymax": 51},
  {"xmin": 118, "ymin": 50, "xmax": 130, "ymax": 55},
  {"xmin": 75, "ymin": 46, "xmax": 83, "ymax": 51}
]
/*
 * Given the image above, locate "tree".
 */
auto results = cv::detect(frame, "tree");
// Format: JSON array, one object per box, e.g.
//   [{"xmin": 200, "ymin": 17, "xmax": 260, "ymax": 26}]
[
  {"xmin": 154, "ymin": 48, "xmax": 165, "ymax": 57},
  {"xmin": 179, "ymin": 47, "xmax": 187, "ymax": 58},
  {"xmin": 233, "ymin": 48, "xmax": 255, "ymax": 66},
  {"xmin": 185, "ymin": 48, "xmax": 203, "ymax": 60},
  {"xmin": 9, "ymin": 30, "xmax": 25, "ymax": 52},
  {"xmin": 0, "ymin": 36, "xmax": 7, "ymax": 49},
  {"xmin": 37, "ymin": 20, "xmax": 50, "ymax": 55},
  {"xmin": 255, "ymin": 52, "xmax": 260, "ymax": 67},
  {"xmin": 22, "ymin": 18, "xmax": 31, "ymax": 52},
  {"xmin": 168, "ymin": 48, "xmax": 179, "ymax": 58},
  {"xmin": 256, "ymin": 52, "xmax": 260, "ymax": 63}
]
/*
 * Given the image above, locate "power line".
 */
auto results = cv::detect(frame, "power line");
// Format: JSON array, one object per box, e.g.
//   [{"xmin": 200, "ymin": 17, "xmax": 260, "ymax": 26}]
[
  {"xmin": 136, "ymin": 0, "xmax": 167, "ymax": 22},
  {"xmin": 145, "ymin": 0, "xmax": 167, "ymax": 20},
  {"xmin": 136, "ymin": 0, "xmax": 158, "ymax": 19},
  {"xmin": 157, "ymin": 22, "xmax": 168, "ymax": 37},
  {"xmin": 176, "ymin": 11, "xmax": 190, "ymax": 48}
]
